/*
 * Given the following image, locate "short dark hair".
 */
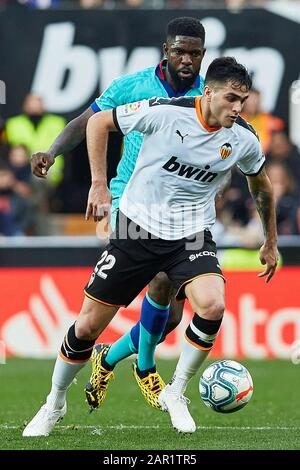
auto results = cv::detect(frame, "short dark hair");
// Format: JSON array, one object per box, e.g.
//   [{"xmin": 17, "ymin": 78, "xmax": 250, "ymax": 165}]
[
  {"xmin": 205, "ymin": 57, "xmax": 252, "ymax": 91},
  {"xmin": 167, "ymin": 17, "xmax": 205, "ymax": 45}
]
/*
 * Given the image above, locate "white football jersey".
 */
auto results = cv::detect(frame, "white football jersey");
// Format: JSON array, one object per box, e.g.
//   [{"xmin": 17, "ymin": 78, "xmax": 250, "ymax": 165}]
[{"xmin": 114, "ymin": 96, "xmax": 265, "ymax": 240}]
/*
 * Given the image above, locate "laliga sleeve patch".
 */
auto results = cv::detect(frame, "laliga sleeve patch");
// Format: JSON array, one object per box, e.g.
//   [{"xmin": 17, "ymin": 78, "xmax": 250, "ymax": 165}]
[{"xmin": 124, "ymin": 101, "xmax": 142, "ymax": 114}]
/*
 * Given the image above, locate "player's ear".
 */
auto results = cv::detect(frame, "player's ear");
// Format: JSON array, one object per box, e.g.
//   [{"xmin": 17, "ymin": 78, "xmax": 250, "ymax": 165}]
[
  {"xmin": 163, "ymin": 42, "xmax": 168, "ymax": 58},
  {"xmin": 203, "ymin": 85, "xmax": 212, "ymax": 101}
]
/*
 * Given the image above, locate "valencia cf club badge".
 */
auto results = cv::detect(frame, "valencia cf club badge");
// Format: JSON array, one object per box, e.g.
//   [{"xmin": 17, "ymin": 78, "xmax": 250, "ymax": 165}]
[{"xmin": 220, "ymin": 143, "xmax": 232, "ymax": 160}]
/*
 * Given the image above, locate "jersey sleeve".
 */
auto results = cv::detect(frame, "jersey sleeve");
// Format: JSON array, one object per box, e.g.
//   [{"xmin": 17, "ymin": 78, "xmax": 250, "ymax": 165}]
[
  {"xmin": 113, "ymin": 99, "xmax": 160, "ymax": 135},
  {"xmin": 91, "ymin": 78, "xmax": 125, "ymax": 112},
  {"xmin": 237, "ymin": 137, "xmax": 265, "ymax": 176}
]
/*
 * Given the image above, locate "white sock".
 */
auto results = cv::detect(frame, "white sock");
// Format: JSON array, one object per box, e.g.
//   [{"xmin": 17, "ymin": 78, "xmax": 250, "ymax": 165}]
[
  {"xmin": 46, "ymin": 355, "xmax": 87, "ymax": 410},
  {"xmin": 169, "ymin": 339, "xmax": 210, "ymax": 396}
]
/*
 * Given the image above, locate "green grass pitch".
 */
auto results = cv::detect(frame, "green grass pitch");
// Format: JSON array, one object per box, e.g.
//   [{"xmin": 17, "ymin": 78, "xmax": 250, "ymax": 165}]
[{"xmin": 1, "ymin": 358, "xmax": 300, "ymax": 450}]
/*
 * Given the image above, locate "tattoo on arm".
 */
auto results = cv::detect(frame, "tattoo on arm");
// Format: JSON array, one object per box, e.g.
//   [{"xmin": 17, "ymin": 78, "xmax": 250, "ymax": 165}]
[{"xmin": 251, "ymin": 188, "xmax": 275, "ymax": 239}]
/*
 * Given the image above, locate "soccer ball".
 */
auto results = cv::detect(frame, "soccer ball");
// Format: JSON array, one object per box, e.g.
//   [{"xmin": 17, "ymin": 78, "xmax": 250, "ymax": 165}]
[{"xmin": 199, "ymin": 360, "xmax": 253, "ymax": 413}]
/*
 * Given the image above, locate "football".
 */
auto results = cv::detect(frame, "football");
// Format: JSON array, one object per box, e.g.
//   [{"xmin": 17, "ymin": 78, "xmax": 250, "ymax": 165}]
[{"xmin": 199, "ymin": 360, "xmax": 253, "ymax": 413}]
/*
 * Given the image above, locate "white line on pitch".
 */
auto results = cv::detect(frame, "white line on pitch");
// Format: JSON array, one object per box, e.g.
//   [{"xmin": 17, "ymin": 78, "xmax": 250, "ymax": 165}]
[
  {"xmin": 1, "ymin": 424, "xmax": 300, "ymax": 431},
  {"xmin": 198, "ymin": 426, "xmax": 300, "ymax": 431}
]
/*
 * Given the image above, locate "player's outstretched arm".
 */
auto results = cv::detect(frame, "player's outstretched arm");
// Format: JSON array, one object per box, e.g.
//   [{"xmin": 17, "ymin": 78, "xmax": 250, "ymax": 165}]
[
  {"xmin": 86, "ymin": 110, "xmax": 117, "ymax": 222},
  {"xmin": 31, "ymin": 107, "xmax": 95, "ymax": 179},
  {"xmin": 246, "ymin": 167, "xmax": 279, "ymax": 283}
]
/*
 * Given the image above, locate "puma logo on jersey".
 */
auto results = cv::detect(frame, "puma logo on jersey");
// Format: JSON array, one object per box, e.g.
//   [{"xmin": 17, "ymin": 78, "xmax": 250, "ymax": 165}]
[
  {"xmin": 162, "ymin": 156, "xmax": 218, "ymax": 183},
  {"xmin": 149, "ymin": 97, "xmax": 165, "ymax": 106},
  {"xmin": 176, "ymin": 129, "xmax": 189, "ymax": 143}
]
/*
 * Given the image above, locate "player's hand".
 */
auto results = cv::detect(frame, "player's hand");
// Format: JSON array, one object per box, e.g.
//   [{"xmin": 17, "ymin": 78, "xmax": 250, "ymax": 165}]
[
  {"xmin": 31, "ymin": 152, "xmax": 55, "ymax": 178},
  {"xmin": 258, "ymin": 241, "xmax": 279, "ymax": 283},
  {"xmin": 85, "ymin": 182, "xmax": 112, "ymax": 222}
]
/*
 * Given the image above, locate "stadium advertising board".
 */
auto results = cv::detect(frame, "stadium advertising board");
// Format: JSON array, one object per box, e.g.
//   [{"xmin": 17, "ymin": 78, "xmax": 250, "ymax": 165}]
[
  {"xmin": 0, "ymin": 5, "xmax": 300, "ymax": 124},
  {"xmin": 0, "ymin": 267, "xmax": 299, "ymax": 360}
]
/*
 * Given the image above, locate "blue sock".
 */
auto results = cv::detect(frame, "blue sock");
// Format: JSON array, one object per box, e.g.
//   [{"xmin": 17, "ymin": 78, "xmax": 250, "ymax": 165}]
[
  {"xmin": 105, "ymin": 331, "xmax": 137, "ymax": 368},
  {"xmin": 130, "ymin": 322, "xmax": 140, "ymax": 350},
  {"xmin": 105, "ymin": 295, "xmax": 169, "ymax": 369},
  {"xmin": 137, "ymin": 292, "xmax": 169, "ymax": 372}
]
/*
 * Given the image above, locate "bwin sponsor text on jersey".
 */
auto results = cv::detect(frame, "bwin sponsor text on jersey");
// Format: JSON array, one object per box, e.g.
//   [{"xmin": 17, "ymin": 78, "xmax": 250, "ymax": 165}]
[{"xmin": 163, "ymin": 156, "xmax": 218, "ymax": 183}]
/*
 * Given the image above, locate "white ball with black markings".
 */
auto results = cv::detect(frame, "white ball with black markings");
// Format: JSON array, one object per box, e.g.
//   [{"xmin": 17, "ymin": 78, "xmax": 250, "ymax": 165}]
[{"xmin": 199, "ymin": 360, "xmax": 253, "ymax": 413}]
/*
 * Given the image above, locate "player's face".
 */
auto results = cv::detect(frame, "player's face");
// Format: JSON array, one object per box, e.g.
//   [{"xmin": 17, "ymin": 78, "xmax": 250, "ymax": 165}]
[
  {"xmin": 164, "ymin": 36, "xmax": 206, "ymax": 91},
  {"xmin": 206, "ymin": 82, "xmax": 249, "ymax": 128}
]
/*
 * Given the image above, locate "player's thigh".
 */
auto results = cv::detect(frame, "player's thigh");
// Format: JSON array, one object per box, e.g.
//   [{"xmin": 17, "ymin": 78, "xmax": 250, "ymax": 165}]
[
  {"xmin": 185, "ymin": 275, "xmax": 225, "ymax": 320},
  {"xmin": 85, "ymin": 240, "xmax": 161, "ymax": 307},
  {"xmin": 166, "ymin": 230, "xmax": 224, "ymax": 302},
  {"xmin": 76, "ymin": 296, "xmax": 119, "ymax": 340}
]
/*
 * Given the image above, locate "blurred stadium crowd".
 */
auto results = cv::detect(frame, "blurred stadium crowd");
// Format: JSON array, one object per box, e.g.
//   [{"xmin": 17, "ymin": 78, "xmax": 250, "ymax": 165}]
[
  {"xmin": 0, "ymin": 0, "xmax": 300, "ymax": 243},
  {"xmin": 1, "ymin": 0, "xmax": 299, "ymax": 10}
]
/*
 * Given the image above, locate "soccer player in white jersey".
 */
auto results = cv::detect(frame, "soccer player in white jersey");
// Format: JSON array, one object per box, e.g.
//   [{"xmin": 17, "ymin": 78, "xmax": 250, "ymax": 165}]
[
  {"xmin": 30, "ymin": 17, "xmax": 206, "ymax": 413},
  {"xmin": 23, "ymin": 57, "xmax": 278, "ymax": 436}
]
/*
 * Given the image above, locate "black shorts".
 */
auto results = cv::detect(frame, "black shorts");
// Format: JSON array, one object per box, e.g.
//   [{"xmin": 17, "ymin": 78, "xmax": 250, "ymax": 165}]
[{"xmin": 84, "ymin": 212, "xmax": 224, "ymax": 307}]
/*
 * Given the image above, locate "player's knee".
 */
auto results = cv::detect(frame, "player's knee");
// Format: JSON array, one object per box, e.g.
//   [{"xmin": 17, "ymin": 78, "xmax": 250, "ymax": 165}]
[
  {"xmin": 168, "ymin": 301, "xmax": 184, "ymax": 328},
  {"xmin": 206, "ymin": 299, "xmax": 225, "ymax": 320},
  {"xmin": 75, "ymin": 318, "xmax": 99, "ymax": 341},
  {"xmin": 197, "ymin": 299, "xmax": 225, "ymax": 320},
  {"xmin": 164, "ymin": 315, "xmax": 180, "ymax": 335},
  {"xmin": 148, "ymin": 272, "xmax": 173, "ymax": 305}
]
